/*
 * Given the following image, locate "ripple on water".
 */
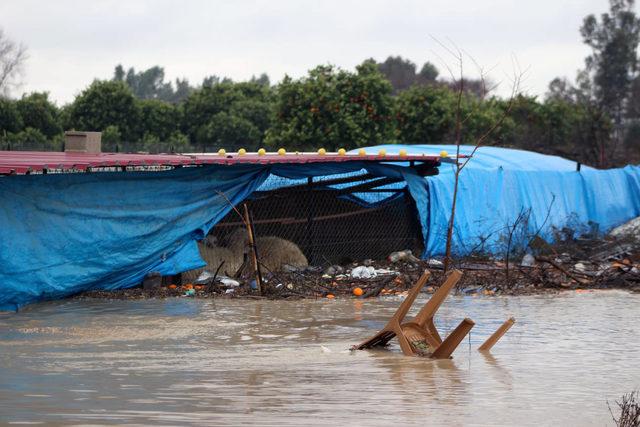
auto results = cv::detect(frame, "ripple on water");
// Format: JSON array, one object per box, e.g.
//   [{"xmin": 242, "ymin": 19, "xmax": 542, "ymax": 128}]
[{"xmin": 0, "ymin": 292, "xmax": 639, "ymax": 426}]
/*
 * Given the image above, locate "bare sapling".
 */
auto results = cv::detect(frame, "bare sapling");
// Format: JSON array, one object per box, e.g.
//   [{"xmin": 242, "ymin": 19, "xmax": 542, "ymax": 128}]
[{"xmin": 431, "ymin": 38, "xmax": 524, "ymax": 272}]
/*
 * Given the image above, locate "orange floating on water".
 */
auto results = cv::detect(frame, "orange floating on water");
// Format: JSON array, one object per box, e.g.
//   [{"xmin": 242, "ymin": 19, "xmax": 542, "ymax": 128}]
[
  {"xmin": 326, "ymin": 294, "xmax": 335, "ymax": 299},
  {"xmin": 353, "ymin": 287, "xmax": 364, "ymax": 296}
]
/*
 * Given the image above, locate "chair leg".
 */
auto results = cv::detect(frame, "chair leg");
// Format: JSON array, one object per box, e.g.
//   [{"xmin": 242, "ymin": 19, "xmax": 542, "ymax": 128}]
[
  {"xmin": 478, "ymin": 318, "xmax": 515, "ymax": 351},
  {"xmin": 413, "ymin": 270, "xmax": 462, "ymax": 327},
  {"xmin": 431, "ymin": 318, "xmax": 475, "ymax": 359},
  {"xmin": 394, "ymin": 270, "xmax": 431, "ymax": 322},
  {"xmin": 354, "ymin": 271, "xmax": 431, "ymax": 350}
]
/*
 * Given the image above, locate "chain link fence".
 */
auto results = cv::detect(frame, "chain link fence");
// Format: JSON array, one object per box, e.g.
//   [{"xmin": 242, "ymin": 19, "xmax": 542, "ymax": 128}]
[{"xmin": 201, "ymin": 173, "xmax": 423, "ymax": 272}]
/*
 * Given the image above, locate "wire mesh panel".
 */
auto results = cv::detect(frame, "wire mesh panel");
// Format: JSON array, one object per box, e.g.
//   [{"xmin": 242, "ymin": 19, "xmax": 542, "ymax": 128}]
[{"xmin": 203, "ymin": 175, "xmax": 424, "ymax": 271}]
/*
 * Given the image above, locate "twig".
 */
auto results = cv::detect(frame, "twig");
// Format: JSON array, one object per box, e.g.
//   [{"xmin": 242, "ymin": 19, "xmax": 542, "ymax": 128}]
[{"xmin": 535, "ymin": 256, "xmax": 590, "ymax": 286}]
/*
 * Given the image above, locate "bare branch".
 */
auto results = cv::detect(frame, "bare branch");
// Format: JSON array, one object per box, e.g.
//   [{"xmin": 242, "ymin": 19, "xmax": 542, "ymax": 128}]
[{"xmin": 0, "ymin": 28, "xmax": 28, "ymax": 97}]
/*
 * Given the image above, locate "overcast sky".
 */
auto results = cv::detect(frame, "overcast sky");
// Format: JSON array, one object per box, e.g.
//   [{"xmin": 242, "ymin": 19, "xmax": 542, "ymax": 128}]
[{"xmin": 0, "ymin": 0, "xmax": 618, "ymax": 105}]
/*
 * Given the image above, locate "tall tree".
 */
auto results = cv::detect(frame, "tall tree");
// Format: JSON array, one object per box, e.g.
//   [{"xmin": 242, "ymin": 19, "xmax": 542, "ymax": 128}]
[
  {"xmin": 0, "ymin": 97, "xmax": 23, "ymax": 134},
  {"xmin": 377, "ymin": 56, "xmax": 418, "ymax": 93},
  {"xmin": 266, "ymin": 62, "xmax": 394, "ymax": 150},
  {"xmin": 368, "ymin": 56, "xmax": 439, "ymax": 93},
  {"xmin": 137, "ymin": 99, "xmax": 181, "ymax": 141},
  {"xmin": 416, "ymin": 62, "xmax": 439, "ymax": 84},
  {"xmin": 0, "ymin": 28, "xmax": 27, "ymax": 97},
  {"xmin": 67, "ymin": 80, "xmax": 140, "ymax": 139},
  {"xmin": 113, "ymin": 65, "xmax": 192, "ymax": 103},
  {"xmin": 15, "ymin": 92, "xmax": 61, "ymax": 138},
  {"xmin": 580, "ymin": 0, "xmax": 640, "ymax": 162},
  {"xmin": 182, "ymin": 81, "xmax": 272, "ymax": 150}
]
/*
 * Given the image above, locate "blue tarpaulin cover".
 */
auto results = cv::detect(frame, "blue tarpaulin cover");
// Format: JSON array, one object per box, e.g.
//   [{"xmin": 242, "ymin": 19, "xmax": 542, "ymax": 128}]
[
  {"xmin": 359, "ymin": 145, "xmax": 640, "ymax": 257},
  {"xmin": 3, "ymin": 145, "xmax": 640, "ymax": 310},
  {"xmin": 0, "ymin": 161, "xmax": 424, "ymax": 310}
]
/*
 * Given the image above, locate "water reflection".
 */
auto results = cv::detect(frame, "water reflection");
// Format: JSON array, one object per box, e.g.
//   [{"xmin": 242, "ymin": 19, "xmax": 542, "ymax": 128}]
[{"xmin": 0, "ymin": 291, "xmax": 638, "ymax": 426}]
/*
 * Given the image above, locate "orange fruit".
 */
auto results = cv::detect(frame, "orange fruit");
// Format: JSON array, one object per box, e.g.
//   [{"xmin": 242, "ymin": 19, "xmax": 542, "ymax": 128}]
[
  {"xmin": 184, "ymin": 284, "xmax": 193, "ymax": 290},
  {"xmin": 194, "ymin": 285, "xmax": 203, "ymax": 290},
  {"xmin": 326, "ymin": 294, "xmax": 335, "ymax": 299},
  {"xmin": 168, "ymin": 284, "xmax": 177, "ymax": 289},
  {"xmin": 352, "ymin": 287, "xmax": 364, "ymax": 297}
]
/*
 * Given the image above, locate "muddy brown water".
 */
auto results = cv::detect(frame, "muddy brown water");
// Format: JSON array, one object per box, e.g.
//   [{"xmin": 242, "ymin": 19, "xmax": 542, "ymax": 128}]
[{"xmin": 0, "ymin": 291, "xmax": 639, "ymax": 426}]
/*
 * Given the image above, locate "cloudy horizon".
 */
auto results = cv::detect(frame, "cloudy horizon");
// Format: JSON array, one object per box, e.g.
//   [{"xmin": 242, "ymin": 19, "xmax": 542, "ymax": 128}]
[{"xmin": 0, "ymin": 0, "xmax": 615, "ymax": 105}]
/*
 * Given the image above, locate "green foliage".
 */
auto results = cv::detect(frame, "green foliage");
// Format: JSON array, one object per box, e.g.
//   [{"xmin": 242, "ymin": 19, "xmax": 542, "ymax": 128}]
[
  {"xmin": 182, "ymin": 81, "xmax": 272, "ymax": 149},
  {"xmin": 394, "ymin": 86, "xmax": 514, "ymax": 146},
  {"xmin": 114, "ymin": 65, "xmax": 193, "ymax": 103},
  {"xmin": 394, "ymin": 85, "xmax": 456, "ymax": 144},
  {"xmin": 580, "ymin": 0, "xmax": 640, "ymax": 122},
  {"xmin": 101, "ymin": 125, "xmax": 122, "ymax": 152},
  {"xmin": 166, "ymin": 131, "xmax": 190, "ymax": 152},
  {"xmin": 250, "ymin": 73, "xmax": 270, "ymax": 86},
  {"xmin": 266, "ymin": 63, "xmax": 394, "ymax": 151},
  {"xmin": 4, "ymin": 127, "xmax": 51, "ymax": 150},
  {"xmin": 417, "ymin": 62, "xmax": 439, "ymax": 83},
  {"xmin": 196, "ymin": 112, "xmax": 261, "ymax": 151},
  {"xmin": 138, "ymin": 99, "xmax": 180, "ymax": 141},
  {"xmin": 15, "ymin": 92, "xmax": 61, "ymax": 138},
  {"xmin": 459, "ymin": 96, "xmax": 514, "ymax": 145},
  {"xmin": 67, "ymin": 80, "xmax": 140, "ymax": 139},
  {"xmin": 374, "ymin": 56, "xmax": 439, "ymax": 93},
  {"xmin": 140, "ymin": 132, "xmax": 161, "ymax": 152},
  {"xmin": 0, "ymin": 97, "xmax": 23, "ymax": 133}
]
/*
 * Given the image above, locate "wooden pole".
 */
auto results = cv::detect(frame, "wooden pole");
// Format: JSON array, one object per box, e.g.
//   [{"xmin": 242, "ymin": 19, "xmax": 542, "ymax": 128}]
[
  {"xmin": 243, "ymin": 203, "xmax": 263, "ymax": 295},
  {"xmin": 478, "ymin": 317, "xmax": 515, "ymax": 351},
  {"xmin": 431, "ymin": 318, "xmax": 475, "ymax": 359}
]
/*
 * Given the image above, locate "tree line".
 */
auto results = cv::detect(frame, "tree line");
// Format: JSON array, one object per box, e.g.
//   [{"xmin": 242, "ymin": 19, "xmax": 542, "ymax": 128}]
[{"xmin": 1, "ymin": 0, "xmax": 639, "ymax": 168}]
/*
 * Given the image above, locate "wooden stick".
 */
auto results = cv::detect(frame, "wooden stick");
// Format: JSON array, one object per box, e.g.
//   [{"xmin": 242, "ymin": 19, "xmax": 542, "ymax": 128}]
[
  {"xmin": 536, "ymin": 256, "xmax": 590, "ymax": 285},
  {"xmin": 478, "ymin": 317, "xmax": 515, "ymax": 351},
  {"xmin": 243, "ymin": 203, "xmax": 263, "ymax": 295}
]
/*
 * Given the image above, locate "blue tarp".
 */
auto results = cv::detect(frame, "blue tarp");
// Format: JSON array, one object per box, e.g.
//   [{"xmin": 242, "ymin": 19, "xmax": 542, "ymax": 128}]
[
  {"xmin": 0, "ymin": 161, "xmax": 426, "ymax": 310},
  {"xmin": 3, "ymin": 144, "xmax": 640, "ymax": 310},
  {"xmin": 358, "ymin": 145, "xmax": 640, "ymax": 257}
]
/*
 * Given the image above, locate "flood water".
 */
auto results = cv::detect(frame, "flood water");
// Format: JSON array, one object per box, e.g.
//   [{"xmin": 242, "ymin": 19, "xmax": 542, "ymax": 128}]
[{"xmin": 0, "ymin": 291, "xmax": 639, "ymax": 426}]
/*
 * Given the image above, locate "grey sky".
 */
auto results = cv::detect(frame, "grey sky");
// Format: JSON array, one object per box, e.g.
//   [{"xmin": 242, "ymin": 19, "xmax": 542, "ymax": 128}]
[{"xmin": 0, "ymin": 0, "xmax": 614, "ymax": 105}]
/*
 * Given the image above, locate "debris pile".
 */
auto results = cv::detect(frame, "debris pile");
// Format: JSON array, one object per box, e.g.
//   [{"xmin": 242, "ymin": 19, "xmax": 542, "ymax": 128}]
[{"xmin": 75, "ymin": 217, "xmax": 640, "ymax": 301}]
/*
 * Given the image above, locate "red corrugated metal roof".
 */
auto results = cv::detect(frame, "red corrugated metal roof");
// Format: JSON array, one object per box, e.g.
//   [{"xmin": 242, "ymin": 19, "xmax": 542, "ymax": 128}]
[{"xmin": 0, "ymin": 151, "xmax": 444, "ymax": 175}]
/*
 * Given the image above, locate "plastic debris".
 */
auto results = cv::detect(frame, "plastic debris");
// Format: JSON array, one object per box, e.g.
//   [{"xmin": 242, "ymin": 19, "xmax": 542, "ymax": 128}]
[
  {"xmin": 427, "ymin": 259, "xmax": 444, "ymax": 268},
  {"xmin": 521, "ymin": 253, "xmax": 535, "ymax": 267},
  {"xmin": 220, "ymin": 277, "xmax": 241, "ymax": 288},
  {"xmin": 195, "ymin": 270, "xmax": 217, "ymax": 284},
  {"xmin": 351, "ymin": 266, "xmax": 377, "ymax": 279}
]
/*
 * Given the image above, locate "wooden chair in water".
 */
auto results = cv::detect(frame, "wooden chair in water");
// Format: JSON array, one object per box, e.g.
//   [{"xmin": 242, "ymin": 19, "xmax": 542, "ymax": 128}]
[{"xmin": 353, "ymin": 270, "xmax": 475, "ymax": 358}]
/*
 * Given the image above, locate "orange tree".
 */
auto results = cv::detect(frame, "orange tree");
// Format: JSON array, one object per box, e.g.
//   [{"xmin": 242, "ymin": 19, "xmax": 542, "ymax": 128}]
[{"xmin": 265, "ymin": 62, "xmax": 395, "ymax": 151}]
